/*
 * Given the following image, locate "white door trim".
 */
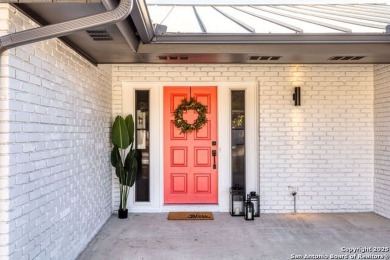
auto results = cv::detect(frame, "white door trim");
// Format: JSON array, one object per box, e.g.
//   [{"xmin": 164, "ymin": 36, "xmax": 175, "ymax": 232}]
[{"xmin": 121, "ymin": 82, "xmax": 258, "ymax": 212}]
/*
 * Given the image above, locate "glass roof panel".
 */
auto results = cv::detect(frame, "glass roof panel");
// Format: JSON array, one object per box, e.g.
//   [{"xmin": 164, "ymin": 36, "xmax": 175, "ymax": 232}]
[
  {"xmin": 192, "ymin": 6, "xmax": 250, "ymax": 33},
  {"xmin": 147, "ymin": 5, "xmax": 174, "ymax": 25},
  {"xmin": 159, "ymin": 6, "xmax": 203, "ymax": 33},
  {"xmin": 147, "ymin": 1, "xmax": 390, "ymax": 4},
  {"xmin": 241, "ymin": 6, "xmax": 339, "ymax": 33},
  {"xmin": 146, "ymin": 3, "xmax": 389, "ymax": 35},
  {"xmin": 217, "ymin": 6, "xmax": 294, "ymax": 33},
  {"xmin": 292, "ymin": 5, "xmax": 386, "ymax": 32}
]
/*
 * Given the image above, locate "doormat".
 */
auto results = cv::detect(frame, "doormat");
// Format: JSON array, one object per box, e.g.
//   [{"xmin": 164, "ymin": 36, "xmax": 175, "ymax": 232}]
[{"xmin": 167, "ymin": 212, "xmax": 214, "ymax": 220}]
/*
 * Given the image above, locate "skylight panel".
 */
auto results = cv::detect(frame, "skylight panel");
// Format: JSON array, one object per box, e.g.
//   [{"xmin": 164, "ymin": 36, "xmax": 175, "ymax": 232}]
[
  {"xmin": 241, "ymin": 6, "xmax": 339, "ymax": 33},
  {"xmin": 217, "ymin": 6, "xmax": 294, "ymax": 33},
  {"xmin": 147, "ymin": 2, "xmax": 389, "ymax": 35},
  {"xmin": 320, "ymin": 5, "xmax": 390, "ymax": 21},
  {"xmin": 152, "ymin": 6, "xmax": 203, "ymax": 33},
  {"xmin": 146, "ymin": 0, "xmax": 390, "ymax": 4},
  {"xmin": 147, "ymin": 5, "xmax": 174, "ymax": 25},
  {"xmin": 195, "ymin": 6, "xmax": 249, "ymax": 33},
  {"xmin": 292, "ymin": 5, "xmax": 386, "ymax": 32}
]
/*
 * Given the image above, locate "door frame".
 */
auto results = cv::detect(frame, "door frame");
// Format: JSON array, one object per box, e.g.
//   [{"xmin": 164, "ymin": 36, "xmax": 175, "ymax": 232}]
[{"xmin": 121, "ymin": 82, "xmax": 258, "ymax": 212}]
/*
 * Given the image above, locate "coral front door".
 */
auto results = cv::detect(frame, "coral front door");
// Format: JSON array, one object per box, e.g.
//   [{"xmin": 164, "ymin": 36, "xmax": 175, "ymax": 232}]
[{"xmin": 164, "ymin": 87, "xmax": 218, "ymax": 204}]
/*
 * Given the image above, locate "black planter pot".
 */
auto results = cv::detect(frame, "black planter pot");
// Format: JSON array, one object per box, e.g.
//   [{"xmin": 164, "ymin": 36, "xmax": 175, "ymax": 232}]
[{"xmin": 118, "ymin": 208, "xmax": 128, "ymax": 219}]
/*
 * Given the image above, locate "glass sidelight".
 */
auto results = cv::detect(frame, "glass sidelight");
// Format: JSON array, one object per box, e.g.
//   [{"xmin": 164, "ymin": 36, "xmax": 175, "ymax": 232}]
[
  {"xmin": 135, "ymin": 90, "xmax": 150, "ymax": 202},
  {"xmin": 231, "ymin": 91, "xmax": 246, "ymax": 192}
]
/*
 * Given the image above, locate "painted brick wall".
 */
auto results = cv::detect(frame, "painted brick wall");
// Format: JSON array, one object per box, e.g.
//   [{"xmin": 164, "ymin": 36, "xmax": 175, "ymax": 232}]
[
  {"xmin": 259, "ymin": 66, "xmax": 373, "ymax": 213},
  {"xmin": 112, "ymin": 64, "xmax": 374, "ymax": 213},
  {"xmin": 0, "ymin": 4, "xmax": 11, "ymax": 258},
  {"xmin": 374, "ymin": 64, "xmax": 390, "ymax": 219},
  {"xmin": 0, "ymin": 5, "xmax": 112, "ymax": 259}
]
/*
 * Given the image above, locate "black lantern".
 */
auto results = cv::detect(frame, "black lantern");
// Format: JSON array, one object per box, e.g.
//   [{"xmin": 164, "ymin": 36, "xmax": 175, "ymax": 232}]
[
  {"xmin": 244, "ymin": 195, "xmax": 254, "ymax": 221},
  {"xmin": 229, "ymin": 185, "xmax": 245, "ymax": 216},
  {"xmin": 248, "ymin": 191, "xmax": 260, "ymax": 217}
]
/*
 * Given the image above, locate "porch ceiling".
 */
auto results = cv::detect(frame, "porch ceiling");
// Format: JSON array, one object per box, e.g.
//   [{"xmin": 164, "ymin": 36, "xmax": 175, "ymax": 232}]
[{"xmin": 11, "ymin": 0, "xmax": 390, "ymax": 64}]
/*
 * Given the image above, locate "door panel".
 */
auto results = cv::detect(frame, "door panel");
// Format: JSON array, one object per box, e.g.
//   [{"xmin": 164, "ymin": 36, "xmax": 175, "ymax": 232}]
[
  {"xmin": 194, "ymin": 174, "xmax": 211, "ymax": 193},
  {"xmin": 171, "ymin": 147, "xmax": 187, "ymax": 167},
  {"xmin": 194, "ymin": 147, "xmax": 211, "ymax": 167},
  {"xmin": 171, "ymin": 173, "xmax": 187, "ymax": 193},
  {"xmin": 164, "ymin": 86, "xmax": 218, "ymax": 204},
  {"xmin": 194, "ymin": 121, "xmax": 211, "ymax": 140}
]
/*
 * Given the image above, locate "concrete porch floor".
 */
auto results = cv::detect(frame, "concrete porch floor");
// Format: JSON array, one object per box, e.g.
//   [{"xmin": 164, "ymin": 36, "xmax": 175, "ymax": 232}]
[{"xmin": 77, "ymin": 213, "xmax": 390, "ymax": 260}]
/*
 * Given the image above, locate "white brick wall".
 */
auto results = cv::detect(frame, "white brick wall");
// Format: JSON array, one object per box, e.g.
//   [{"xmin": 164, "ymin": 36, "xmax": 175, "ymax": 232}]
[
  {"xmin": 1, "ymin": 5, "xmax": 112, "ymax": 259},
  {"xmin": 260, "ymin": 66, "xmax": 373, "ymax": 213},
  {"xmin": 374, "ymin": 64, "xmax": 390, "ymax": 219},
  {"xmin": 112, "ymin": 64, "xmax": 374, "ymax": 213},
  {"xmin": 0, "ymin": 4, "xmax": 11, "ymax": 258}
]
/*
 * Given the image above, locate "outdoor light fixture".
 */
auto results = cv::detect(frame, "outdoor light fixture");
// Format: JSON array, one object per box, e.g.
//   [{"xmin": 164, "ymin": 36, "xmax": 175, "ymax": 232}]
[
  {"xmin": 248, "ymin": 191, "xmax": 260, "ymax": 217},
  {"xmin": 244, "ymin": 195, "xmax": 255, "ymax": 221},
  {"xmin": 230, "ymin": 185, "xmax": 245, "ymax": 216},
  {"xmin": 293, "ymin": 87, "xmax": 301, "ymax": 106}
]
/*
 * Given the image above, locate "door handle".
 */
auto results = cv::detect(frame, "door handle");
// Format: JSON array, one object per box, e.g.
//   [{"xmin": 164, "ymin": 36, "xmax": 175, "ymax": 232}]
[{"xmin": 212, "ymin": 150, "xmax": 217, "ymax": 169}]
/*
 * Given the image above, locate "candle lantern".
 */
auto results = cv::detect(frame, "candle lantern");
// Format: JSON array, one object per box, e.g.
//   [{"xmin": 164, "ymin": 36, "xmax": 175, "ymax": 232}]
[
  {"xmin": 229, "ymin": 185, "xmax": 245, "ymax": 216},
  {"xmin": 248, "ymin": 191, "xmax": 260, "ymax": 217},
  {"xmin": 244, "ymin": 195, "xmax": 254, "ymax": 221}
]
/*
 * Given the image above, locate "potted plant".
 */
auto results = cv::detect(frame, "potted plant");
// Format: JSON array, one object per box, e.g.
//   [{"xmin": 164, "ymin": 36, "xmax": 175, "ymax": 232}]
[{"xmin": 111, "ymin": 114, "xmax": 138, "ymax": 219}]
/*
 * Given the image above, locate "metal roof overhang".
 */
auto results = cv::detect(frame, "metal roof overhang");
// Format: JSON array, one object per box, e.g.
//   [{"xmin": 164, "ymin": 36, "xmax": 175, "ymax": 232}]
[
  {"xmin": 8, "ymin": 1, "xmax": 390, "ymax": 64},
  {"xmin": 138, "ymin": 43, "xmax": 390, "ymax": 64},
  {"xmin": 152, "ymin": 33, "xmax": 390, "ymax": 43},
  {"xmin": 133, "ymin": 33, "xmax": 390, "ymax": 64},
  {"xmin": 11, "ymin": 0, "xmax": 152, "ymax": 64}
]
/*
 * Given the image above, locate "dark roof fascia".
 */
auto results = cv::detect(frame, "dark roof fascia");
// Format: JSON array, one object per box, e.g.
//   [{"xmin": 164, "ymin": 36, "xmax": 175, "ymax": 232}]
[{"xmin": 131, "ymin": 0, "xmax": 155, "ymax": 43}]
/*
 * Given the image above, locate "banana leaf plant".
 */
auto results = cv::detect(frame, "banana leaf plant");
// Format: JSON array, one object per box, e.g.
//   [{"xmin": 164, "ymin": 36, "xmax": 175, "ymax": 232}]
[{"xmin": 111, "ymin": 114, "xmax": 138, "ymax": 212}]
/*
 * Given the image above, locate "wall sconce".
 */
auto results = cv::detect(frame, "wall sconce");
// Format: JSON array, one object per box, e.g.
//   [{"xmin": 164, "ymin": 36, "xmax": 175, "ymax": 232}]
[{"xmin": 293, "ymin": 87, "xmax": 301, "ymax": 106}]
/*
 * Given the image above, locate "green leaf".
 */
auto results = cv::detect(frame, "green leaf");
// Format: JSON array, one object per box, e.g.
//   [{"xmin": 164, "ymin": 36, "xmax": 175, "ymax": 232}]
[
  {"xmin": 115, "ymin": 160, "xmax": 125, "ymax": 180},
  {"xmin": 128, "ymin": 158, "xmax": 138, "ymax": 187},
  {"xmin": 112, "ymin": 116, "xmax": 129, "ymax": 149},
  {"xmin": 123, "ymin": 154, "xmax": 138, "ymax": 187},
  {"xmin": 125, "ymin": 114, "xmax": 134, "ymax": 145},
  {"xmin": 124, "ymin": 151, "xmax": 134, "ymax": 171},
  {"xmin": 134, "ymin": 149, "xmax": 140, "ymax": 158},
  {"xmin": 111, "ymin": 146, "xmax": 121, "ymax": 167}
]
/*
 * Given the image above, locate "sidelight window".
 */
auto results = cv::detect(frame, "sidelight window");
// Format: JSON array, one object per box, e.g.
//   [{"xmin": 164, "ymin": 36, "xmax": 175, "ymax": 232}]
[
  {"xmin": 231, "ymin": 90, "xmax": 246, "ymax": 192},
  {"xmin": 135, "ymin": 90, "xmax": 150, "ymax": 202}
]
